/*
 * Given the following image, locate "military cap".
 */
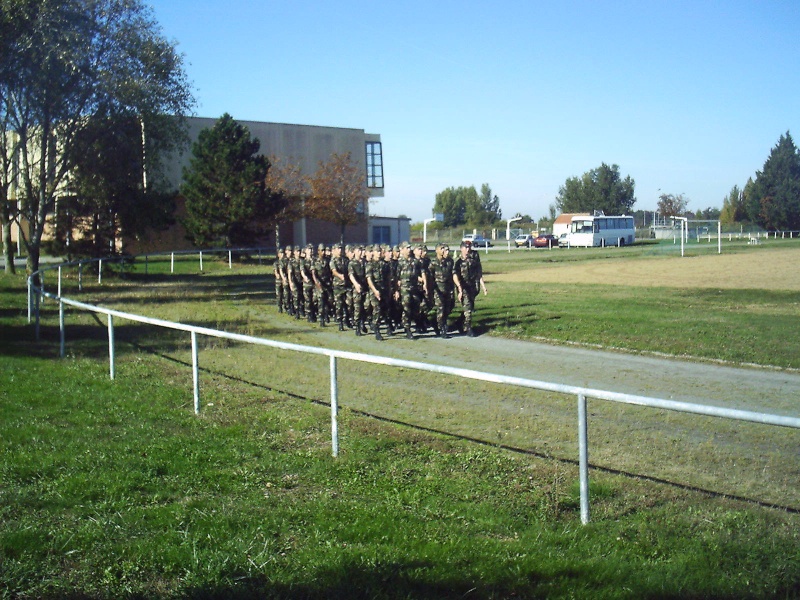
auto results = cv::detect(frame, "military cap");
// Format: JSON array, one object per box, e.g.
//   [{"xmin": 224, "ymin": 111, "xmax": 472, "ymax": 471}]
[
  {"xmin": 293, "ymin": 245, "xmax": 300, "ymax": 252},
  {"xmin": 285, "ymin": 245, "xmax": 292, "ymax": 253},
  {"xmin": 318, "ymin": 243, "xmax": 326, "ymax": 250},
  {"xmin": 399, "ymin": 241, "xmax": 411, "ymax": 249},
  {"xmin": 392, "ymin": 245, "xmax": 400, "ymax": 252},
  {"xmin": 373, "ymin": 244, "xmax": 382, "ymax": 252}
]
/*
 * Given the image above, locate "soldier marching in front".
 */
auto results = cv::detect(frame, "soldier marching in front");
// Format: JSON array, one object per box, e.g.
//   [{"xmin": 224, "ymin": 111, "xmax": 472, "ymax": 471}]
[
  {"xmin": 430, "ymin": 243, "xmax": 455, "ymax": 338},
  {"xmin": 453, "ymin": 241, "xmax": 488, "ymax": 337},
  {"xmin": 348, "ymin": 245, "xmax": 368, "ymax": 336},
  {"xmin": 312, "ymin": 243, "xmax": 332, "ymax": 326}
]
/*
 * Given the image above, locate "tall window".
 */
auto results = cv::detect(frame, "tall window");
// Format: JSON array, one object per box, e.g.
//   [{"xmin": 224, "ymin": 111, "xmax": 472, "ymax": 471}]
[{"xmin": 365, "ymin": 141, "xmax": 383, "ymax": 189}]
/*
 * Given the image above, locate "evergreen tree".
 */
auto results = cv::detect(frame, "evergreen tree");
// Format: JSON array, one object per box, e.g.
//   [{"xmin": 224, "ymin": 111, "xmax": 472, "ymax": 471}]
[
  {"xmin": 181, "ymin": 114, "xmax": 270, "ymax": 248},
  {"xmin": 746, "ymin": 132, "xmax": 800, "ymax": 230},
  {"xmin": 720, "ymin": 184, "xmax": 745, "ymax": 225}
]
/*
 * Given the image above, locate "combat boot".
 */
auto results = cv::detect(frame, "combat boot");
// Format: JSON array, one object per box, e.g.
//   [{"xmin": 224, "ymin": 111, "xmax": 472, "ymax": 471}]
[
  {"xmin": 375, "ymin": 326, "xmax": 383, "ymax": 341},
  {"xmin": 465, "ymin": 326, "xmax": 475, "ymax": 337},
  {"xmin": 355, "ymin": 320, "xmax": 362, "ymax": 336},
  {"xmin": 405, "ymin": 326, "xmax": 414, "ymax": 340},
  {"xmin": 338, "ymin": 320, "xmax": 345, "ymax": 331},
  {"xmin": 439, "ymin": 320, "xmax": 451, "ymax": 339}
]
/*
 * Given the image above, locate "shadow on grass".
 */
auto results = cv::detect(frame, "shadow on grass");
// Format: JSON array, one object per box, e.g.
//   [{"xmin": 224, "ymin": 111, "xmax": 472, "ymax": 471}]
[{"xmin": 183, "ymin": 563, "xmax": 546, "ymax": 600}]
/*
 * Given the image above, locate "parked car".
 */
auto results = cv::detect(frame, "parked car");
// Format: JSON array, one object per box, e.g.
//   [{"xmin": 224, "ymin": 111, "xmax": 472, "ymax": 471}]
[
  {"xmin": 462, "ymin": 234, "xmax": 493, "ymax": 247},
  {"xmin": 533, "ymin": 234, "xmax": 559, "ymax": 248},
  {"xmin": 514, "ymin": 234, "xmax": 534, "ymax": 247},
  {"xmin": 558, "ymin": 233, "xmax": 570, "ymax": 248}
]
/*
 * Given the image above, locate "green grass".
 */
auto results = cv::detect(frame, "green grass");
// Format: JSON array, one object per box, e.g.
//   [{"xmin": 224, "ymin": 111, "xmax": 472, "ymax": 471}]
[{"xmin": 3, "ymin": 252, "xmax": 800, "ymax": 598}]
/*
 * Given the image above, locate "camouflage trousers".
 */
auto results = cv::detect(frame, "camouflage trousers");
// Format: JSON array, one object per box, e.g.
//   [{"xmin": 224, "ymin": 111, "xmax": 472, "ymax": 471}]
[
  {"xmin": 400, "ymin": 287, "xmax": 421, "ymax": 330},
  {"xmin": 459, "ymin": 285, "xmax": 477, "ymax": 329},
  {"xmin": 303, "ymin": 283, "xmax": 315, "ymax": 318},
  {"xmin": 332, "ymin": 286, "xmax": 349, "ymax": 324},
  {"xmin": 433, "ymin": 288, "xmax": 455, "ymax": 329},
  {"xmin": 369, "ymin": 290, "xmax": 391, "ymax": 331}
]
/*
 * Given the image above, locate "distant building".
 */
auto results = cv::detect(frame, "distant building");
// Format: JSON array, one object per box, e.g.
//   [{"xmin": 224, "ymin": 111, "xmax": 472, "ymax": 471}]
[
  {"xmin": 128, "ymin": 117, "xmax": 385, "ymax": 253},
  {"xmin": 10, "ymin": 117, "xmax": 386, "ymax": 254},
  {"xmin": 368, "ymin": 216, "xmax": 411, "ymax": 246}
]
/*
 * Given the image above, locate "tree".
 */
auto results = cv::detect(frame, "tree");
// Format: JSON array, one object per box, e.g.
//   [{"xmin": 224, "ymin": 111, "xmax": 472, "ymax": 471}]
[
  {"xmin": 307, "ymin": 152, "xmax": 370, "ymax": 242},
  {"xmin": 720, "ymin": 184, "xmax": 746, "ymax": 225},
  {"xmin": 0, "ymin": 0, "xmax": 194, "ymax": 278},
  {"xmin": 265, "ymin": 154, "xmax": 309, "ymax": 250},
  {"xmin": 181, "ymin": 114, "xmax": 270, "ymax": 248},
  {"xmin": 555, "ymin": 163, "xmax": 636, "ymax": 215},
  {"xmin": 433, "ymin": 184, "xmax": 501, "ymax": 227},
  {"xmin": 745, "ymin": 132, "xmax": 800, "ymax": 230},
  {"xmin": 471, "ymin": 183, "xmax": 502, "ymax": 225},
  {"xmin": 656, "ymin": 193, "xmax": 689, "ymax": 218},
  {"xmin": 433, "ymin": 187, "xmax": 467, "ymax": 227}
]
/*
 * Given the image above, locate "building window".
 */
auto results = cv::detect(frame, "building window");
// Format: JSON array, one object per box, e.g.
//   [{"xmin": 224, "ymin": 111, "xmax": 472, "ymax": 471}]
[
  {"xmin": 373, "ymin": 225, "xmax": 391, "ymax": 245},
  {"xmin": 365, "ymin": 141, "xmax": 383, "ymax": 189}
]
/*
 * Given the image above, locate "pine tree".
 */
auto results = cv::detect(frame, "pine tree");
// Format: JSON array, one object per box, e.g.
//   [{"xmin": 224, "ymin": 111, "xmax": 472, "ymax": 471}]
[
  {"xmin": 746, "ymin": 132, "xmax": 800, "ymax": 230},
  {"xmin": 181, "ymin": 114, "xmax": 270, "ymax": 248}
]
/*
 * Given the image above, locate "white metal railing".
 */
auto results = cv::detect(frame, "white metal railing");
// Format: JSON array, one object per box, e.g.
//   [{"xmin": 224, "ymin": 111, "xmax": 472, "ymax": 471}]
[{"xmin": 27, "ymin": 253, "xmax": 800, "ymax": 524}]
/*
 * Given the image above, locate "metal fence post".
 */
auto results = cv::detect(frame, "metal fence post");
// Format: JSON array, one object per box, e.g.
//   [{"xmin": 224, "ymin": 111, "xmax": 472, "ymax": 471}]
[
  {"xmin": 199, "ymin": 251, "xmax": 203, "ymax": 272},
  {"xmin": 34, "ymin": 288, "xmax": 40, "ymax": 341},
  {"xmin": 98, "ymin": 259, "xmax": 103, "ymax": 284},
  {"xmin": 330, "ymin": 354, "xmax": 339, "ymax": 458},
  {"xmin": 78, "ymin": 263, "xmax": 83, "ymax": 291},
  {"xmin": 228, "ymin": 249, "xmax": 232, "ymax": 269},
  {"xmin": 58, "ymin": 266, "xmax": 62, "ymax": 298},
  {"xmin": 108, "ymin": 314, "xmax": 115, "ymax": 380},
  {"xmin": 27, "ymin": 276, "xmax": 32, "ymax": 323},
  {"xmin": 59, "ymin": 299, "xmax": 65, "ymax": 358},
  {"xmin": 192, "ymin": 331, "xmax": 200, "ymax": 414},
  {"xmin": 578, "ymin": 393, "xmax": 590, "ymax": 524},
  {"xmin": 171, "ymin": 252, "xmax": 174, "ymax": 273}
]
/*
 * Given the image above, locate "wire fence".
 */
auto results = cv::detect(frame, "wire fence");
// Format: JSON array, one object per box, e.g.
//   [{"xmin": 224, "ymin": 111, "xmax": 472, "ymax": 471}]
[{"xmin": 27, "ymin": 251, "xmax": 800, "ymax": 524}]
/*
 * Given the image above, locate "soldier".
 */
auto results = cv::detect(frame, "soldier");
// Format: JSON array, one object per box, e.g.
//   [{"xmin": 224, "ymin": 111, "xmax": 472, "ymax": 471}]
[
  {"xmin": 430, "ymin": 243, "xmax": 455, "ymax": 338},
  {"xmin": 312, "ymin": 243, "xmax": 332, "ymax": 326},
  {"xmin": 288, "ymin": 246, "xmax": 304, "ymax": 318},
  {"xmin": 412, "ymin": 244, "xmax": 430, "ymax": 333},
  {"xmin": 273, "ymin": 247, "xmax": 286, "ymax": 313},
  {"xmin": 396, "ymin": 242, "xmax": 420, "ymax": 340},
  {"xmin": 330, "ymin": 243, "xmax": 350, "ymax": 330},
  {"xmin": 453, "ymin": 241, "xmax": 488, "ymax": 337},
  {"xmin": 366, "ymin": 244, "xmax": 391, "ymax": 340},
  {"xmin": 348, "ymin": 245, "xmax": 368, "ymax": 336},
  {"xmin": 300, "ymin": 244, "xmax": 316, "ymax": 323},
  {"xmin": 389, "ymin": 245, "xmax": 402, "ymax": 330}
]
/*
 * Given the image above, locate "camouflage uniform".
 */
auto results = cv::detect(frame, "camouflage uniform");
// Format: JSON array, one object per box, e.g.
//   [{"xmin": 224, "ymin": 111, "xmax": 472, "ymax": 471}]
[
  {"xmin": 347, "ymin": 246, "xmax": 368, "ymax": 336},
  {"xmin": 330, "ymin": 244, "xmax": 350, "ymax": 330},
  {"xmin": 273, "ymin": 249, "xmax": 286, "ymax": 313},
  {"xmin": 429, "ymin": 244, "xmax": 455, "ymax": 338},
  {"xmin": 312, "ymin": 244, "xmax": 332, "ymax": 326},
  {"xmin": 454, "ymin": 243, "xmax": 481, "ymax": 336},
  {"xmin": 288, "ymin": 246, "xmax": 304, "ymax": 318},
  {"xmin": 396, "ymin": 244, "xmax": 421, "ymax": 339},
  {"xmin": 300, "ymin": 245, "xmax": 316, "ymax": 322},
  {"xmin": 366, "ymin": 245, "xmax": 392, "ymax": 340}
]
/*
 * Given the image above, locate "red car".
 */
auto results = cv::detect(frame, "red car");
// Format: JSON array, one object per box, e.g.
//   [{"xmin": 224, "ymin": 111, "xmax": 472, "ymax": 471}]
[{"xmin": 533, "ymin": 234, "xmax": 559, "ymax": 248}]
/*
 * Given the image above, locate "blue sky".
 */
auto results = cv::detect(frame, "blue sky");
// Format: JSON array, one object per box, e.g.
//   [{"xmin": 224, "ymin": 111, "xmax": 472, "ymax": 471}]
[{"xmin": 147, "ymin": 0, "xmax": 799, "ymax": 223}]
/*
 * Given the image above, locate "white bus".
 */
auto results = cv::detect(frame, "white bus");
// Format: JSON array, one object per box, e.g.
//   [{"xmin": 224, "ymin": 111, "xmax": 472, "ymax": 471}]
[{"xmin": 568, "ymin": 215, "xmax": 636, "ymax": 247}]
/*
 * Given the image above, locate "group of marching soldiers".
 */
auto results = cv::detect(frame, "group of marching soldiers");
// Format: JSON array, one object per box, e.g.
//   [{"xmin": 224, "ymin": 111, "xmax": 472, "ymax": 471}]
[{"xmin": 273, "ymin": 241, "xmax": 488, "ymax": 340}]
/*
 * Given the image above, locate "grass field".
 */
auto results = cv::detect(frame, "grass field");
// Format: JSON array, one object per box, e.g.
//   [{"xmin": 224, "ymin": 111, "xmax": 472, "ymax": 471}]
[{"xmin": 2, "ymin": 240, "xmax": 800, "ymax": 598}]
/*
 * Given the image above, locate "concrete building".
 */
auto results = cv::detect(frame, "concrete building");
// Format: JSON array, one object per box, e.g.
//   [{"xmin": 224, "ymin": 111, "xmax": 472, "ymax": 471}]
[
  {"xmin": 127, "ymin": 117, "xmax": 385, "ymax": 253},
  {"xmin": 368, "ymin": 216, "xmax": 411, "ymax": 247}
]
